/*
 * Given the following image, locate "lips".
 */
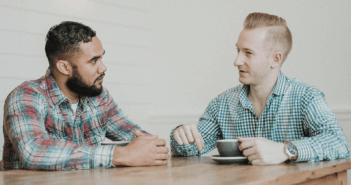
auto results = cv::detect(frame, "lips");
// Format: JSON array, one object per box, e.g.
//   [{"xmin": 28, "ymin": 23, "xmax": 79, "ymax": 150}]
[
  {"xmin": 238, "ymin": 69, "xmax": 248, "ymax": 76},
  {"xmin": 95, "ymin": 74, "xmax": 105, "ymax": 82}
]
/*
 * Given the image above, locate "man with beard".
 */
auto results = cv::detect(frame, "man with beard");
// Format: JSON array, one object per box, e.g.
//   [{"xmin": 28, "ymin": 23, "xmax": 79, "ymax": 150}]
[{"xmin": 2, "ymin": 21, "xmax": 169, "ymax": 171}]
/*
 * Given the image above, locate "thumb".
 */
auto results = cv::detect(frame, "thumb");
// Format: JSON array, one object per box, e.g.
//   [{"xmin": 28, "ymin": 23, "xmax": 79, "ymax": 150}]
[
  {"xmin": 135, "ymin": 130, "xmax": 145, "ymax": 137},
  {"xmin": 142, "ymin": 135, "xmax": 159, "ymax": 139}
]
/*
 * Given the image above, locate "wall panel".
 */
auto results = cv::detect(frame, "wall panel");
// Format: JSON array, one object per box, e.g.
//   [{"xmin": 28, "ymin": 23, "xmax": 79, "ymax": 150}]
[{"xmin": 0, "ymin": 0, "xmax": 153, "ymax": 157}]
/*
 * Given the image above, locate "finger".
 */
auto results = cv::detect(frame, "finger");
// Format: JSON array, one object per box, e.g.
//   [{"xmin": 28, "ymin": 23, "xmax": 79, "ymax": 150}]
[
  {"xmin": 183, "ymin": 125, "xmax": 195, "ymax": 144},
  {"xmin": 201, "ymin": 135, "xmax": 205, "ymax": 149},
  {"xmin": 153, "ymin": 139, "xmax": 167, "ymax": 147},
  {"xmin": 155, "ymin": 154, "xmax": 170, "ymax": 160},
  {"xmin": 251, "ymin": 159, "xmax": 265, "ymax": 166},
  {"xmin": 135, "ymin": 130, "xmax": 145, "ymax": 137},
  {"xmin": 239, "ymin": 140, "xmax": 256, "ymax": 151},
  {"xmin": 156, "ymin": 146, "xmax": 169, "ymax": 154},
  {"xmin": 140, "ymin": 135, "xmax": 159, "ymax": 139},
  {"xmin": 190, "ymin": 126, "xmax": 204, "ymax": 151},
  {"xmin": 242, "ymin": 146, "xmax": 257, "ymax": 157},
  {"xmin": 154, "ymin": 159, "xmax": 168, "ymax": 166},
  {"xmin": 178, "ymin": 128, "xmax": 190, "ymax": 145},
  {"xmin": 237, "ymin": 137, "xmax": 257, "ymax": 142},
  {"xmin": 173, "ymin": 130, "xmax": 184, "ymax": 145},
  {"xmin": 247, "ymin": 154, "xmax": 260, "ymax": 162}
]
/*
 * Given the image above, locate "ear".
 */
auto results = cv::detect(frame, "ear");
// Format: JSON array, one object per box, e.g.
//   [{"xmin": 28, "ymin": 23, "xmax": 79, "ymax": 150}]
[
  {"xmin": 271, "ymin": 52, "xmax": 282, "ymax": 68},
  {"xmin": 56, "ymin": 60, "xmax": 72, "ymax": 76}
]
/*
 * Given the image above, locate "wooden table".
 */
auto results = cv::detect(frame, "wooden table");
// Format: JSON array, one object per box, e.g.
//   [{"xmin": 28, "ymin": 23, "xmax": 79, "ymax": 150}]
[{"xmin": 0, "ymin": 157, "xmax": 350, "ymax": 185}]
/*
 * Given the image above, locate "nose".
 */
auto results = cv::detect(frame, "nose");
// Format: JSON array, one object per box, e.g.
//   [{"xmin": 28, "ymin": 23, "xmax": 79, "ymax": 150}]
[
  {"xmin": 99, "ymin": 60, "xmax": 107, "ymax": 74},
  {"xmin": 234, "ymin": 52, "xmax": 244, "ymax": 67}
]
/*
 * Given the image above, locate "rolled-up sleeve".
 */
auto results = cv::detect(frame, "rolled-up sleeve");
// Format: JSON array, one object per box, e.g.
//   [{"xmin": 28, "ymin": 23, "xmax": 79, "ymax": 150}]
[{"xmin": 292, "ymin": 89, "xmax": 350, "ymax": 162}]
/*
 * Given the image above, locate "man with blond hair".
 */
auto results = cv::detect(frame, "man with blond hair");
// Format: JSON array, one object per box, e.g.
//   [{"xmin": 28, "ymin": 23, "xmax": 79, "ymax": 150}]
[{"xmin": 170, "ymin": 12, "xmax": 349, "ymax": 165}]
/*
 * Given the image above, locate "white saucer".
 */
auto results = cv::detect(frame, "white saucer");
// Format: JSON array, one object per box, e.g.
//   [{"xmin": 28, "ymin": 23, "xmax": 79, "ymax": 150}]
[
  {"xmin": 101, "ymin": 141, "xmax": 130, "ymax": 146},
  {"xmin": 210, "ymin": 155, "xmax": 248, "ymax": 164}
]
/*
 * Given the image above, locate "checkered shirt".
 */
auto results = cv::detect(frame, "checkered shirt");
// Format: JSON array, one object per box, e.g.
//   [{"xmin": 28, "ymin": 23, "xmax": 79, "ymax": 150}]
[
  {"xmin": 170, "ymin": 72, "xmax": 350, "ymax": 162},
  {"xmin": 2, "ymin": 69, "xmax": 148, "ymax": 170}
]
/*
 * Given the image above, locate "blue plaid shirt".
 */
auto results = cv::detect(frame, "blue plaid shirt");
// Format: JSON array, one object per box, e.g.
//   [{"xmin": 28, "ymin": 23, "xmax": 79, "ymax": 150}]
[{"xmin": 170, "ymin": 72, "xmax": 350, "ymax": 162}]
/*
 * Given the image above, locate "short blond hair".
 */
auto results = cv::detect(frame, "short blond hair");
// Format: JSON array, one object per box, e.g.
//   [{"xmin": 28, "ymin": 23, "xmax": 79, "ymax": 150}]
[{"xmin": 244, "ymin": 12, "xmax": 292, "ymax": 63}]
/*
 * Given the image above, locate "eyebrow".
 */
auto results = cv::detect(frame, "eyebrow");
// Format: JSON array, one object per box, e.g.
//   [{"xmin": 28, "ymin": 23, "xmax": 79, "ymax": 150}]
[
  {"xmin": 88, "ymin": 50, "xmax": 105, "ymax": 62},
  {"xmin": 235, "ymin": 44, "xmax": 253, "ymax": 52}
]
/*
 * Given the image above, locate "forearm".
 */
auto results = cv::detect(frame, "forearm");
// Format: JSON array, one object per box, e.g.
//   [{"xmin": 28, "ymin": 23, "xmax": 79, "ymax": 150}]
[
  {"xmin": 292, "ymin": 133, "xmax": 350, "ymax": 162},
  {"xmin": 297, "ymin": 90, "xmax": 350, "ymax": 162},
  {"xmin": 105, "ymin": 92, "xmax": 151, "ymax": 140},
  {"xmin": 16, "ymin": 138, "xmax": 115, "ymax": 170}
]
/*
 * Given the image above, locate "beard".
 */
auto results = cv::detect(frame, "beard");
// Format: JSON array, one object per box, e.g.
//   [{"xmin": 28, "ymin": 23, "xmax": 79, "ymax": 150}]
[{"xmin": 66, "ymin": 66, "xmax": 104, "ymax": 97}]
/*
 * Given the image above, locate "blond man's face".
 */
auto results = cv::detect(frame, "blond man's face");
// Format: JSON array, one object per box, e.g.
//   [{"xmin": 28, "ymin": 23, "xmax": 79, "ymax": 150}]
[{"xmin": 234, "ymin": 27, "xmax": 275, "ymax": 86}]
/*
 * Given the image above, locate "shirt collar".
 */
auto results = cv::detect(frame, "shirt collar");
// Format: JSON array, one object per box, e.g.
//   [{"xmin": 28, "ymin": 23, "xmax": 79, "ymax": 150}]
[
  {"xmin": 272, "ymin": 71, "xmax": 287, "ymax": 96},
  {"xmin": 82, "ymin": 94, "xmax": 106, "ymax": 108},
  {"xmin": 45, "ymin": 68, "xmax": 104, "ymax": 108},
  {"xmin": 45, "ymin": 68, "xmax": 70, "ymax": 106},
  {"xmin": 239, "ymin": 85, "xmax": 250, "ymax": 108},
  {"xmin": 239, "ymin": 71, "xmax": 287, "ymax": 108}
]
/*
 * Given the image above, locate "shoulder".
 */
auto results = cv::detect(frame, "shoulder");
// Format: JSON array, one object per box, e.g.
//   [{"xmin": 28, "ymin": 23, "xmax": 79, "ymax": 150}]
[
  {"xmin": 289, "ymin": 77, "xmax": 323, "ymax": 94},
  {"xmin": 218, "ymin": 84, "xmax": 243, "ymax": 99},
  {"xmin": 5, "ymin": 77, "xmax": 47, "ymax": 102},
  {"xmin": 4, "ymin": 77, "xmax": 47, "ymax": 114},
  {"xmin": 210, "ymin": 84, "xmax": 244, "ymax": 104},
  {"xmin": 285, "ymin": 76, "xmax": 325, "ymax": 102}
]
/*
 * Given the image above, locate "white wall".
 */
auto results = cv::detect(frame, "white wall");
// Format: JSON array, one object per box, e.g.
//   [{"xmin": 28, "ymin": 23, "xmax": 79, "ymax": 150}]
[
  {"xmin": 147, "ymin": 0, "xmax": 351, "ymax": 154},
  {"xmin": 0, "ymin": 0, "xmax": 350, "ymax": 178},
  {"xmin": 0, "ymin": 0, "xmax": 154, "ymax": 153}
]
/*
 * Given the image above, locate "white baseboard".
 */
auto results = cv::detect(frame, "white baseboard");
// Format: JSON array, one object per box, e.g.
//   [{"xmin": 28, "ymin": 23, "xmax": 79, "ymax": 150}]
[{"xmin": 333, "ymin": 108, "xmax": 351, "ymax": 121}]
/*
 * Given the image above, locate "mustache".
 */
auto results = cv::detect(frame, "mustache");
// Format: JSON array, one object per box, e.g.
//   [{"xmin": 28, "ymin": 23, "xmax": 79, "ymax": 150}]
[{"xmin": 95, "ymin": 73, "xmax": 105, "ymax": 82}]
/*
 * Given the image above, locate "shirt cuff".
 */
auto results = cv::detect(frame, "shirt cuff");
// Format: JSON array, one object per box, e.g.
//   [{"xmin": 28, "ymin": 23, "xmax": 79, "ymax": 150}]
[
  {"xmin": 89, "ymin": 145, "xmax": 115, "ymax": 168},
  {"xmin": 291, "ymin": 140, "xmax": 315, "ymax": 162},
  {"xmin": 170, "ymin": 127, "xmax": 199, "ymax": 156}
]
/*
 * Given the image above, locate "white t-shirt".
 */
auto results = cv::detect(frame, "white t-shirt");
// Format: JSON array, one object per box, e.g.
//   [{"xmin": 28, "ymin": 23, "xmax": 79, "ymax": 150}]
[{"xmin": 71, "ymin": 101, "xmax": 78, "ymax": 115}]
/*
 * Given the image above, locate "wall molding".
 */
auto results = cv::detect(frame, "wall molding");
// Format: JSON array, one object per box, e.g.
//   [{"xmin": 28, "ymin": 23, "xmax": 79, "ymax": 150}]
[{"xmin": 333, "ymin": 108, "xmax": 351, "ymax": 121}]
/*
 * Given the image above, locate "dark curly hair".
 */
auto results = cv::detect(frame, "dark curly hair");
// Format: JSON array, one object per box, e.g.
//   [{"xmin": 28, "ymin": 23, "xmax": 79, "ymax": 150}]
[{"xmin": 45, "ymin": 21, "xmax": 96, "ymax": 68}]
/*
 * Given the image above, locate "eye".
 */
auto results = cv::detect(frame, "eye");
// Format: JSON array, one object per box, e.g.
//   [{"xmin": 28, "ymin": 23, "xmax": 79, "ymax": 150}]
[{"xmin": 236, "ymin": 48, "xmax": 240, "ymax": 53}]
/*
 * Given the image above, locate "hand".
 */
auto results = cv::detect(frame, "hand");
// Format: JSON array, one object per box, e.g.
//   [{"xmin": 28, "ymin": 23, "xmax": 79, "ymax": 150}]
[
  {"xmin": 135, "ymin": 130, "xmax": 145, "ymax": 137},
  {"xmin": 112, "ymin": 134, "xmax": 169, "ymax": 166},
  {"xmin": 238, "ymin": 137, "xmax": 288, "ymax": 165},
  {"xmin": 173, "ymin": 123, "xmax": 205, "ymax": 152}
]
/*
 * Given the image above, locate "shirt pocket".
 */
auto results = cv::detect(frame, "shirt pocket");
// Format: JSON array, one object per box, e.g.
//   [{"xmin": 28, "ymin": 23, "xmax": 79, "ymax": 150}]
[
  {"xmin": 46, "ymin": 125, "xmax": 68, "ymax": 142},
  {"xmin": 83, "ymin": 119, "xmax": 106, "ymax": 146}
]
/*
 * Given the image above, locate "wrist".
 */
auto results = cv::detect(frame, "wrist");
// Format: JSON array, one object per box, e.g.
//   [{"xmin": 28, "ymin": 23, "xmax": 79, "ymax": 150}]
[
  {"xmin": 280, "ymin": 142, "xmax": 289, "ymax": 162},
  {"xmin": 112, "ymin": 146, "xmax": 129, "ymax": 166},
  {"xmin": 283, "ymin": 142, "xmax": 298, "ymax": 163}
]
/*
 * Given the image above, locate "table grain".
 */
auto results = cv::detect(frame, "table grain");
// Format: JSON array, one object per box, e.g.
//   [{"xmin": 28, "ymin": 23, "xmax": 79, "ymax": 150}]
[{"xmin": 0, "ymin": 157, "xmax": 350, "ymax": 185}]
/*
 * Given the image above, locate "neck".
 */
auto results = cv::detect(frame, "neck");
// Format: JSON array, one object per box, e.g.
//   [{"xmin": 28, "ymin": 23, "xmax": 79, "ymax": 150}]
[
  {"xmin": 52, "ymin": 69, "xmax": 79, "ymax": 104},
  {"xmin": 248, "ymin": 71, "xmax": 279, "ymax": 107}
]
